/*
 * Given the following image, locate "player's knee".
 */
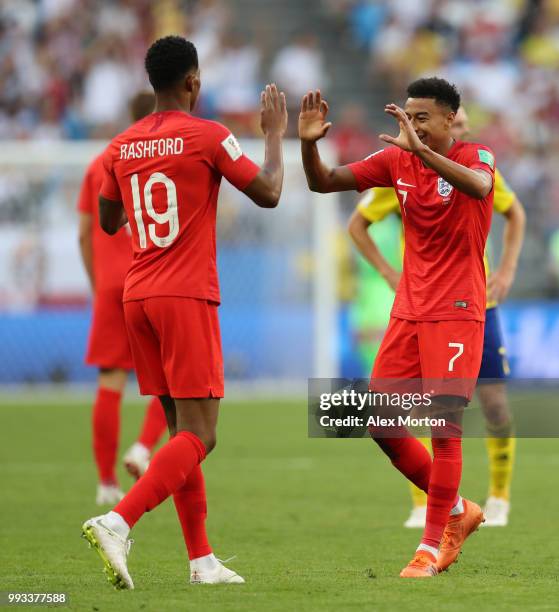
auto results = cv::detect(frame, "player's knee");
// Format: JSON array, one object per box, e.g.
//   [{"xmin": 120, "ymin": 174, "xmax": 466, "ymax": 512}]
[
  {"xmin": 191, "ymin": 428, "xmax": 216, "ymax": 454},
  {"xmin": 483, "ymin": 400, "xmax": 511, "ymax": 429},
  {"xmin": 98, "ymin": 368, "xmax": 128, "ymax": 392},
  {"xmin": 202, "ymin": 433, "xmax": 217, "ymax": 455}
]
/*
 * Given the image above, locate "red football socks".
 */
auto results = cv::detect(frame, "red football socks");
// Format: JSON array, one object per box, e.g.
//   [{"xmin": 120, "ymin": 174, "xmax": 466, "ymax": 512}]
[
  {"xmin": 371, "ymin": 422, "xmax": 463, "ymax": 550},
  {"xmin": 92, "ymin": 387, "xmax": 121, "ymax": 484},
  {"xmin": 421, "ymin": 433, "xmax": 462, "ymax": 549},
  {"xmin": 370, "ymin": 427, "xmax": 432, "ymax": 493},
  {"xmin": 173, "ymin": 464, "xmax": 212, "ymax": 560},
  {"xmin": 114, "ymin": 431, "xmax": 206, "ymax": 528},
  {"xmin": 138, "ymin": 397, "xmax": 168, "ymax": 451}
]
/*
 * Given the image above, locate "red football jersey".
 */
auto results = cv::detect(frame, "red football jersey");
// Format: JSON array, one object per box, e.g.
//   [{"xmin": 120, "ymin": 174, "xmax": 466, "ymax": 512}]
[
  {"xmin": 77, "ymin": 153, "xmax": 132, "ymax": 291},
  {"xmin": 348, "ymin": 141, "xmax": 495, "ymax": 321},
  {"xmin": 99, "ymin": 111, "xmax": 260, "ymax": 303}
]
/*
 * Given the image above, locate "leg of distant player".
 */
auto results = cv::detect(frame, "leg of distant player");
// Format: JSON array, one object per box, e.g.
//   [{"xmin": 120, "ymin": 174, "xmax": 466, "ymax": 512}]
[
  {"xmin": 138, "ymin": 397, "xmax": 168, "ymax": 451},
  {"xmin": 92, "ymin": 368, "xmax": 127, "ymax": 505},
  {"xmin": 123, "ymin": 397, "xmax": 168, "ymax": 479},
  {"xmin": 477, "ymin": 383, "xmax": 515, "ymax": 526}
]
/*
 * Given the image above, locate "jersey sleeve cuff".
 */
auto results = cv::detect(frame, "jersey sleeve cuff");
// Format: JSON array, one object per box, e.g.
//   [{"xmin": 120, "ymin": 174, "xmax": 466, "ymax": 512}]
[
  {"xmin": 346, "ymin": 163, "xmax": 366, "ymax": 192},
  {"xmin": 99, "ymin": 189, "xmax": 122, "ymax": 202},
  {"xmin": 236, "ymin": 159, "xmax": 261, "ymax": 191}
]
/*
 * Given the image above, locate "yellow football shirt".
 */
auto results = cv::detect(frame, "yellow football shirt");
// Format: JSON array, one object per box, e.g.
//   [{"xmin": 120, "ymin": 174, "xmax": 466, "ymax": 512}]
[{"xmin": 355, "ymin": 168, "xmax": 517, "ymax": 308}]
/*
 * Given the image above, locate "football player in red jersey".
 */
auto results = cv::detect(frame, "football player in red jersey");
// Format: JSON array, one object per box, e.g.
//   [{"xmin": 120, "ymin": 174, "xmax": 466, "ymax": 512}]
[
  {"xmin": 299, "ymin": 78, "xmax": 493, "ymax": 578},
  {"xmin": 78, "ymin": 92, "xmax": 168, "ymax": 506},
  {"xmin": 82, "ymin": 36, "xmax": 287, "ymax": 589}
]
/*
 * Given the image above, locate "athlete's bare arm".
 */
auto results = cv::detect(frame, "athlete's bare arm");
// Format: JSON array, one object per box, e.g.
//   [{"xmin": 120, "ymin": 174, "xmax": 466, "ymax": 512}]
[
  {"xmin": 99, "ymin": 197, "xmax": 128, "ymax": 235},
  {"xmin": 78, "ymin": 212, "xmax": 94, "ymax": 290},
  {"xmin": 299, "ymin": 90, "xmax": 358, "ymax": 193},
  {"xmin": 348, "ymin": 209, "xmax": 401, "ymax": 291},
  {"xmin": 243, "ymin": 84, "xmax": 288, "ymax": 208},
  {"xmin": 488, "ymin": 196, "xmax": 526, "ymax": 303},
  {"xmin": 381, "ymin": 104, "xmax": 493, "ymax": 199}
]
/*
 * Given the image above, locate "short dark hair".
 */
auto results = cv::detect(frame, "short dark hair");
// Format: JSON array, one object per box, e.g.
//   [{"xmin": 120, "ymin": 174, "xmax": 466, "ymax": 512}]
[
  {"xmin": 406, "ymin": 77, "xmax": 460, "ymax": 113},
  {"xmin": 144, "ymin": 36, "xmax": 198, "ymax": 92}
]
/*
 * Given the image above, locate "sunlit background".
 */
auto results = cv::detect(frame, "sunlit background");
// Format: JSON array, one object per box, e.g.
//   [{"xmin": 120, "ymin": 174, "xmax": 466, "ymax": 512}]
[{"xmin": 1, "ymin": 0, "xmax": 558, "ymax": 390}]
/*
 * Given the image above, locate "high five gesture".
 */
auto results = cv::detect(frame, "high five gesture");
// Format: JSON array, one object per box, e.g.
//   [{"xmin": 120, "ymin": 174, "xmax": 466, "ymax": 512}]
[
  {"xmin": 298, "ymin": 90, "xmax": 332, "ymax": 142},
  {"xmin": 298, "ymin": 89, "xmax": 358, "ymax": 192},
  {"xmin": 260, "ymin": 83, "xmax": 288, "ymax": 136}
]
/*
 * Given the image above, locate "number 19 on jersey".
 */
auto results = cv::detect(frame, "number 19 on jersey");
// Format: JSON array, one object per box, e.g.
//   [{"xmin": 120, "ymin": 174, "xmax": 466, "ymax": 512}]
[{"xmin": 131, "ymin": 172, "xmax": 179, "ymax": 249}]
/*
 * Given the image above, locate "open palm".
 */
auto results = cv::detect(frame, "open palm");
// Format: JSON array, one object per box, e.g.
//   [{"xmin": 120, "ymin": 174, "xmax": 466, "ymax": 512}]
[
  {"xmin": 380, "ymin": 104, "xmax": 423, "ymax": 153},
  {"xmin": 298, "ymin": 90, "xmax": 332, "ymax": 142}
]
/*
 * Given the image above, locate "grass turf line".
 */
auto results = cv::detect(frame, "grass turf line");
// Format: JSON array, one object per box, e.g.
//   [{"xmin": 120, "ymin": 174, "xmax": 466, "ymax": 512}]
[{"xmin": 0, "ymin": 399, "xmax": 557, "ymax": 611}]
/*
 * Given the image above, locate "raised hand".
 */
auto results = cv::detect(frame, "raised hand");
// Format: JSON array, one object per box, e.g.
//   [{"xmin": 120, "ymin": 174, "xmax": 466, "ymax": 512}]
[
  {"xmin": 298, "ymin": 90, "xmax": 332, "ymax": 142},
  {"xmin": 379, "ymin": 104, "xmax": 424, "ymax": 153},
  {"xmin": 260, "ymin": 83, "xmax": 288, "ymax": 136}
]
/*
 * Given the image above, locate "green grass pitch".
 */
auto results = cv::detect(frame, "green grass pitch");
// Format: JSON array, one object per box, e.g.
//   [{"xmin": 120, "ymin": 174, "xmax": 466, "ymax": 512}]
[{"xmin": 1, "ymin": 397, "xmax": 558, "ymax": 611}]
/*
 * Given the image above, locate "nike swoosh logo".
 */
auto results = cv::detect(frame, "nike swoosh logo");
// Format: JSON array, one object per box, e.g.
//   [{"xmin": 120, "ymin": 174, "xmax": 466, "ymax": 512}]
[{"xmin": 397, "ymin": 178, "xmax": 416, "ymax": 188}]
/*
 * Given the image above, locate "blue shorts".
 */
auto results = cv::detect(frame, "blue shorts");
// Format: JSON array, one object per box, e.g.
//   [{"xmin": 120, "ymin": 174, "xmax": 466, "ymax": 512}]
[{"xmin": 478, "ymin": 306, "xmax": 509, "ymax": 383}]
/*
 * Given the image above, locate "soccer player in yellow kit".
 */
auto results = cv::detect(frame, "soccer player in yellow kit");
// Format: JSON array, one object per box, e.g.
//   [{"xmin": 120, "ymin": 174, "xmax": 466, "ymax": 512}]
[{"xmin": 348, "ymin": 107, "xmax": 526, "ymax": 527}]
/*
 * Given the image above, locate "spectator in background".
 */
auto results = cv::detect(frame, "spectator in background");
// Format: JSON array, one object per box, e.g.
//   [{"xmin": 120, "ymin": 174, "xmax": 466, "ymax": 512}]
[
  {"xmin": 331, "ymin": 102, "xmax": 377, "ymax": 166},
  {"xmin": 348, "ymin": 1, "xmax": 387, "ymax": 49},
  {"xmin": 81, "ymin": 37, "xmax": 134, "ymax": 137},
  {"xmin": 0, "ymin": 0, "xmax": 243, "ymax": 139},
  {"xmin": 271, "ymin": 32, "xmax": 328, "ymax": 135},
  {"xmin": 213, "ymin": 32, "xmax": 261, "ymax": 135}
]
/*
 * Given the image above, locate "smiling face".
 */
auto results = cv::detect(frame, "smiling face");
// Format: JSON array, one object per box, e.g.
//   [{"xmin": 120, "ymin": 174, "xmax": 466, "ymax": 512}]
[{"xmin": 403, "ymin": 97, "xmax": 456, "ymax": 153}]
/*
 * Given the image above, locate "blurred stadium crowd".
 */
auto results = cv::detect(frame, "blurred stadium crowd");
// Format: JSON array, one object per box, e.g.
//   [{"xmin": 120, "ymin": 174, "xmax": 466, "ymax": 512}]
[
  {"xmin": 326, "ymin": 0, "xmax": 559, "ymax": 294},
  {"xmin": 0, "ymin": 0, "xmax": 328, "ymax": 140},
  {"xmin": 1, "ymin": 0, "xmax": 558, "ymax": 294}
]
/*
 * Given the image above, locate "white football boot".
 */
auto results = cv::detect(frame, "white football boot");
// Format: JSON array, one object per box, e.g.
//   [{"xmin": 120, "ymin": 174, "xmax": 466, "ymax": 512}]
[
  {"xmin": 404, "ymin": 505, "xmax": 427, "ymax": 528},
  {"xmin": 82, "ymin": 515, "xmax": 134, "ymax": 590},
  {"xmin": 190, "ymin": 556, "xmax": 245, "ymax": 584},
  {"xmin": 96, "ymin": 484, "xmax": 124, "ymax": 506},
  {"xmin": 123, "ymin": 442, "xmax": 150, "ymax": 480},
  {"xmin": 482, "ymin": 496, "xmax": 510, "ymax": 527}
]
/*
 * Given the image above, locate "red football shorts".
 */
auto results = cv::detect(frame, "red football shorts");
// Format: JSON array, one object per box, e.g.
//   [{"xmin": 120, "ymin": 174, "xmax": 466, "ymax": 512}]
[
  {"xmin": 124, "ymin": 297, "xmax": 224, "ymax": 398},
  {"xmin": 371, "ymin": 317, "xmax": 485, "ymax": 401},
  {"xmin": 86, "ymin": 287, "xmax": 134, "ymax": 370}
]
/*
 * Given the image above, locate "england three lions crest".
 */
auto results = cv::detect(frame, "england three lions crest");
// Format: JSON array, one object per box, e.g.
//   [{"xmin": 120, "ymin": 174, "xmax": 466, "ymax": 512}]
[{"xmin": 438, "ymin": 177, "xmax": 453, "ymax": 198}]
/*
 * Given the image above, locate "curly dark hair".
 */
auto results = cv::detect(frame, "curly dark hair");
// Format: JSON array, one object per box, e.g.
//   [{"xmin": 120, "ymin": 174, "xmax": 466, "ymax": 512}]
[
  {"xmin": 406, "ymin": 77, "xmax": 461, "ymax": 112},
  {"xmin": 144, "ymin": 36, "xmax": 198, "ymax": 92}
]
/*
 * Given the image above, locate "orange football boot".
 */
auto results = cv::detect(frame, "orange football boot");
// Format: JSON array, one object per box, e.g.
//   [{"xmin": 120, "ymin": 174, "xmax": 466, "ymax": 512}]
[
  {"xmin": 400, "ymin": 550, "xmax": 438, "ymax": 578},
  {"xmin": 437, "ymin": 498, "xmax": 485, "ymax": 572}
]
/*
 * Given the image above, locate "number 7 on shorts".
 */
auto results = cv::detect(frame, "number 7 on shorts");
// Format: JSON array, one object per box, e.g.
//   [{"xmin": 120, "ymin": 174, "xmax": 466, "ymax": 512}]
[{"xmin": 448, "ymin": 342, "xmax": 464, "ymax": 372}]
